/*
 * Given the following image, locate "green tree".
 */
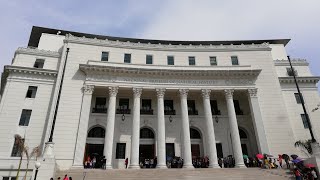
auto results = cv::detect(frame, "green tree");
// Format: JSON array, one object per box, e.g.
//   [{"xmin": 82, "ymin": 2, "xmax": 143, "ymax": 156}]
[{"xmin": 294, "ymin": 139, "xmax": 313, "ymax": 156}]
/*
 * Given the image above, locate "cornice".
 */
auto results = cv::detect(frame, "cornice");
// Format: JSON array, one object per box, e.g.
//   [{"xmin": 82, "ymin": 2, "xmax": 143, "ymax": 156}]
[
  {"xmin": 4, "ymin": 65, "xmax": 58, "ymax": 77},
  {"xmin": 15, "ymin": 47, "xmax": 61, "ymax": 58},
  {"xmin": 79, "ymin": 62, "xmax": 261, "ymax": 77},
  {"xmin": 279, "ymin": 76, "xmax": 320, "ymax": 83},
  {"xmin": 65, "ymin": 34, "xmax": 272, "ymax": 52},
  {"xmin": 274, "ymin": 59, "xmax": 309, "ymax": 66}
]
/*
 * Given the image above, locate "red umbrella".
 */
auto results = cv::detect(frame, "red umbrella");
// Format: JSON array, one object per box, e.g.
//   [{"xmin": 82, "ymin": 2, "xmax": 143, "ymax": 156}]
[
  {"xmin": 256, "ymin": 154, "xmax": 264, "ymax": 159},
  {"xmin": 305, "ymin": 164, "xmax": 316, "ymax": 168}
]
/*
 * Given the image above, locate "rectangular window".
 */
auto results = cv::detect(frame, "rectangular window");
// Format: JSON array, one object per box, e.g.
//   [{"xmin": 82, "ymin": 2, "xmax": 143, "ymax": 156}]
[
  {"xmin": 188, "ymin": 56, "xmax": 195, "ymax": 65},
  {"xmin": 93, "ymin": 97, "xmax": 107, "ymax": 113},
  {"xmin": 287, "ymin": 67, "xmax": 298, "ymax": 76},
  {"xmin": 294, "ymin": 93, "xmax": 304, "ymax": 104},
  {"xmin": 116, "ymin": 143, "xmax": 126, "ymax": 159},
  {"xmin": 164, "ymin": 100, "xmax": 174, "ymax": 111},
  {"xmin": 231, "ymin": 56, "xmax": 239, "ymax": 65},
  {"xmin": 210, "ymin": 100, "xmax": 220, "ymax": 115},
  {"xmin": 101, "ymin": 52, "xmax": 109, "ymax": 61},
  {"xmin": 124, "ymin": 54, "xmax": 131, "ymax": 63},
  {"xmin": 26, "ymin": 86, "xmax": 38, "ymax": 98},
  {"xmin": 11, "ymin": 137, "xmax": 24, "ymax": 157},
  {"xmin": 301, "ymin": 114, "xmax": 309, "ymax": 129},
  {"xmin": 2, "ymin": 177, "xmax": 10, "ymax": 180},
  {"xmin": 119, "ymin": 99, "xmax": 129, "ymax": 110},
  {"xmin": 33, "ymin": 59, "xmax": 45, "ymax": 68},
  {"xmin": 167, "ymin": 56, "xmax": 174, "ymax": 65},
  {"xmin": 19, "ymin": 109, "xmax": 32, "ymax": 126},
  {"xmin": 142, "ymin": 99, "xmax": 152, "ymax": 110},
  {"xmin": 146, "ymin": 55, "xmax": 153, "ymax": 64},
  {"xmin": 233, "ymin": 100, "xmax": 243, "ymax": 115},
  {"xmin": 187, "ymin": 100, "xmax": 198, "ymax": 115},
  {"xmin": 210, "ymin": 56, "xmax": 217, "ymax": 66}
]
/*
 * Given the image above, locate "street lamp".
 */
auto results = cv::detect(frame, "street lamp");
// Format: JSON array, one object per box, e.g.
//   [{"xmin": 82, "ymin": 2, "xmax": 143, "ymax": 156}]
[
  {"xmin": 169, "ymin": 115, "xmax": 173, "ymax": 123},
  {"xmin": 122, "ymin": 114, "xmax": 125, "ymax": 121},
  {"xmin": 34, "ymin": 161, "xmax": 41, "ymax": 180},
  {"xmin": 288, "ymin": 56, "xmax": 316, "ymax": 142},
  {"xmin": 215, "ymin": 116, "xmax": 219, "ymax": 123}
]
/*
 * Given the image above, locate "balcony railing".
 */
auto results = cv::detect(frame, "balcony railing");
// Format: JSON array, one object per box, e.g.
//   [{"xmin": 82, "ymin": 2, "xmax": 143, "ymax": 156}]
[
  {"xmin": 165, "ymin": 110, "xmax": 176, "ymax": 115},
  {"xmin": 140, "ymin": 109, "xmax": 154, "ymax": 115},
  {"xmin": 188, "ymin": 110, "xmax": 198, "ymax": 115},
  {"xmin": 92, "ymin": 107, "xmax": 108, "ymax": 113},
  {"xmin": 116, "ymin": 109, "xmax": 131, "ymax": 114},
  {"xmin": 211, "ymin": 109, "xmax": 221, "ymax": 115}
]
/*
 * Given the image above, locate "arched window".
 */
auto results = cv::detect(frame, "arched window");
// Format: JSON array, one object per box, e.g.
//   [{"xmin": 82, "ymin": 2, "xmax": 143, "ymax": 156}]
[
  {"xmin": 190, "ymin": 128, "xmax": 201, "ymax": 139},
  {"xmin": 88, "ymin": 127, "xmax": 105, "ymax": 138},
  {"xmin": 140, "ymin": 128, "xmax": 154, "ymax": 139},
  {"xmin": 239, "ymin": 129, "xmax": 247, "ymax": 139}
]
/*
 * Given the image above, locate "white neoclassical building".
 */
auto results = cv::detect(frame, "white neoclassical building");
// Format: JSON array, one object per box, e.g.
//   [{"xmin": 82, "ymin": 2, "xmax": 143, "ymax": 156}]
[{"xmin": 0, "ymin": 26, "xmax": 319, "ymax": 179}]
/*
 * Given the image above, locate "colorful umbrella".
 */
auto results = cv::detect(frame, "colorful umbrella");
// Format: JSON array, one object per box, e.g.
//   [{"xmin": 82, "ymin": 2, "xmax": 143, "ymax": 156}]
[
  {"xmin": 243, "ymin": 155, "xmax": 248, "ymax": 159},
  {"xmin": 305, "ymin": 164, "xmax": 316, "ymax": 168},
  {"xmin": 292, "ymin": 159, "xmax": 302, "ymax": 164},
  {"xmin": 282, "ymin": 154, "xmax": 290, "ymax": 160},
  {"xmin": 256, "ymin": 154, "xmax": 264, "ymax": 159}
]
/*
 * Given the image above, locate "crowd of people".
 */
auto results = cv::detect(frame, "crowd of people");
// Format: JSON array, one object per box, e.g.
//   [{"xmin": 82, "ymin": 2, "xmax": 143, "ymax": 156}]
[{"xmin": 50, "ymin": 174, "xmax": 72, "ymax": 180}]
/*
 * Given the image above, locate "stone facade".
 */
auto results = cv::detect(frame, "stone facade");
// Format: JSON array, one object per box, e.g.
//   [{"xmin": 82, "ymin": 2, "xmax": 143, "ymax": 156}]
[{"xmin": 0, "ymin": 26, "xmax": 319, "ymax": 179}]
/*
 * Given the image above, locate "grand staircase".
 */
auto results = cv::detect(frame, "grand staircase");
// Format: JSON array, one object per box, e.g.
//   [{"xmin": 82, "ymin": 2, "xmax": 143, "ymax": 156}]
[{"xmin": 56, "ymin": 168, "xmax": 294, "ymax": 180}]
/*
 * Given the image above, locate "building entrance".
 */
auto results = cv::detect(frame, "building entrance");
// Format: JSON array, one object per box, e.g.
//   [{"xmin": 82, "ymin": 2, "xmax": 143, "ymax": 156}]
[
  {"xmin": 139, "ymin": 127, "xmax": 156, "ymax": 168},
  {"xmin": 85, "ymin": 126, "xmax": 105, "ymax": 168}
]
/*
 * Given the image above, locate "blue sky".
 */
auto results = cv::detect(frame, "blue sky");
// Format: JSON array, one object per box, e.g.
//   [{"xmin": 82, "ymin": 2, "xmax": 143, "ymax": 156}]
[{"xmin": 0, "ymin": 0, "xmax": 319, "ymax": 92}]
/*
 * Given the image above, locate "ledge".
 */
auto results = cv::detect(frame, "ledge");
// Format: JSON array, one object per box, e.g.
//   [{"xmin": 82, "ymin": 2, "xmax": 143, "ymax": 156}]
[
  {"xmin": 4, "ymin": 65, "xmax": 58, "ymax": 77},
  {"xmin": 274, "ymin": 59, "xmax": 309, "ymax": 66},
  {"xmin": 15, "ymin": 47, "xmax": 61, "ymax": 58},
  {"xmin": 80, "ymin": 61, "xmax": 262, "ymax": 77},
  {"xmin": 279, "ymin": 76, "xmax": 320, "ymax": 83}
]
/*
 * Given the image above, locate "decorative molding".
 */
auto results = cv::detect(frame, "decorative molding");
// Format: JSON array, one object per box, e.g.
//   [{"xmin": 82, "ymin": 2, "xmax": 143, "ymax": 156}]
[
  {"xmin": 15, "ymin": 47, "xmax": 60, "ymax": 58},
  {"xmin": 274, "ymin": 59, "xmax": 309, "ymax": 66},
  {"xmin": 179, "ymin": 89, "xmax": 189, "ymax": 98},
  {"xmin": 224, "ymin": 89, "xmax": 234, "ymax": 99},
  {"xmin": 279, "ymin": 76, "xmax": 320, "ymax": 84},
  {"xmin": 108, "ymin": 86, "xmax": 119, "ymax": 97},
  {"xmin": 248, "ymin": 88, "xmax": 258, "ymax": 98},
  {"xmin": 66, "ymin": 34, "xmax": 271, "ymax": 52},
  {"xmin": 4, "ymin": 65, "xmax": 58, "ymax": 77},
  {"xmin": 83, "ymin": 85, "xmax": 94, "ymax": 95},
  {"xmin": 201, "ymin": 89, "xmax": 211, "ymax": 99},
  {"xmin": 156, "ymin": 88, "xmax": 166, "ymax": 98},
  {"xmin": 133, "ymin": 87, "xmax": 143, "ymax": 98}
]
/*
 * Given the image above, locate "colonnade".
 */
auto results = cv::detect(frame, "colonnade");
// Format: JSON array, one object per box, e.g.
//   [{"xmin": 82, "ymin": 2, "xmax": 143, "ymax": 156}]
[{"xmin": 73, "ymin": 86, "xmax": 269, "ymax": 169}]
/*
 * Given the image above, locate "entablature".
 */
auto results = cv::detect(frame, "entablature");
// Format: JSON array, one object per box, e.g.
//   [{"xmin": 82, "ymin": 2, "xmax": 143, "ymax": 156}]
[
  {"xmin": 279, "ymin": 76, "xmax": 320, "ymax": 83},
  {"xmin": 15, "ymin": 47, "xmax": 61, "ymax": 58},
  {"xmin": 274, "ymin": 59, "xmax": 309, "ymax": 66},
  {"xmin": 66, "ymin": 34, "xmax": 272, "ymax": 52}
]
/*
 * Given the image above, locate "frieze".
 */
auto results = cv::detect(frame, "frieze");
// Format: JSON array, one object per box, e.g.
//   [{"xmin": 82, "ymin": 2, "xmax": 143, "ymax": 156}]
[
  {"xmin": 86, "ymin": 75, "xmax": 255, "ymax": 86},
  {"xmin": 15, "ymin": 47, "xmax": 61, "ymax": 58}
]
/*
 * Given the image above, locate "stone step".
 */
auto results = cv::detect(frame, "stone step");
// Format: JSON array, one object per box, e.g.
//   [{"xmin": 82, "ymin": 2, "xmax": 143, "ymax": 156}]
[{"xmin": 55, "ymin": 168, "xmax": 294, "ymax": 180}]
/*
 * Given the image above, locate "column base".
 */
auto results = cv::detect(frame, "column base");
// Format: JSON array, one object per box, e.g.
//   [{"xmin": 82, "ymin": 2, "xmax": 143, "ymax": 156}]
[
  {"xmin": 182, "ymin": 164, "xmax": 194, "ymax": 169},
  {"xmin": 208, "ymin": 163, "xmax": 220, "ymax": 168},
  {"xmin": 128, "ymin": 164, "xmax": 140, "ymax": 169},
  {"xmin": 235, "ymin": 163, "xmax": 247, "ymax": 168},
  {"xmin": 105, "ymin": 165, "xmax": 113, "ymax": 169},
  {"xmin": 156, "ymin": 164, "xmax": 167, "ymax": 169}
]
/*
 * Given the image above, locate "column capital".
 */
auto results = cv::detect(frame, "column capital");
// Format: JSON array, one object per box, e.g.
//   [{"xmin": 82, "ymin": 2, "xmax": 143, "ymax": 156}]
[
  {"xmin": 156, "ymin": 88, "xmax": 166, "ymax": 98},
  {"xmin": 248, "ymin": 88, "xmax": 258, "ymax": 97},
  {"xmin": 83, "ymin": 85, "xmax": 94, "ymax": 95},
  {"xmin": 179, "ymin": 89, "xmax": 189, "ymax": 98},
  {"xmin": 133, "ymin": 87, "xmax": 143, "ymax": 98},
  {"xmin": 224, "ymin": 89, "xmax": 234, "ymax": 99},
  {"xmin": 201, "ymin": 89, "xmax": 211, "ymax": 99},
  {"xmin": 109, "ymin": 86, "xmax": 119, "ymax": 97}
]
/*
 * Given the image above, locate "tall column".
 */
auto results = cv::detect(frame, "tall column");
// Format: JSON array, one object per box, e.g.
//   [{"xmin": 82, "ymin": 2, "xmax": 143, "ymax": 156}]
[
  {"xmin": 156, "ymin": 88, "xmax": 167, "ymax": 168},
  {"xmin": 104, "ymin": 86, "xmax": 119, "ymax": 169},
  {"xmin": 73, "ymin": 85, "xmax": 94, "ymax": 168},
  {"xmin": 201, "ymin": 89, "xmax": 220, "ymax": 168},
  {"xmin": 129, "ymin": 87, "xmax": 142, "ymax": 169},
  {"xmin": 248, "ymin": 88, "xmax": 270, "ymax": 154},
  {"xmin": 224, "ymin": 89, "xmax": 246, "ymax": 168},
  {"xmin": 179, "ymin": 89, "xmax": 194, "ymax": 168}
]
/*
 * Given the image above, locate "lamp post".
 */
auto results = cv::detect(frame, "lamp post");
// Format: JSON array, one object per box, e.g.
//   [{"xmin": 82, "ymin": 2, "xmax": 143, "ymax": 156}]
[
  {"xmin": 287, "ymin": 56, "xmax": 316, "ymax": 142},
  {"xmin": 34, "ymin": 161, "xmax": 41, "ymax": 180}
]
